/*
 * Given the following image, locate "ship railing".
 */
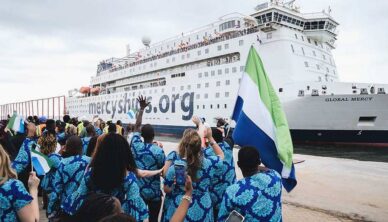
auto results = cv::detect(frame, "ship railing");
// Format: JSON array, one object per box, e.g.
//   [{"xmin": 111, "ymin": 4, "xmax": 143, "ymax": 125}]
[{"xmin": 98, "ymin": 26, "xmax": 260, "ymax": 76}]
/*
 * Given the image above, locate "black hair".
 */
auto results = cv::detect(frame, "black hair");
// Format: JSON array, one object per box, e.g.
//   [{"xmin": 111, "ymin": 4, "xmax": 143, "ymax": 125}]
[
  {"xmin": 237, "ymin": 146, "xmax": 261, "ymax": 177},
  {"xmin": 116, "ymin": 120, "xmax": 122, "ymax": 126},
  {"xmin": 90, "ymin": 133, "xmax": 137, "ymax": 192},
  {"xmin": 62, "ymin": 136, "xmax": 83, "ymax": 158},
  {"xmin": 63, "ymin": 115, "xmax": 70, "ymax": 123},
  {"xmin": 211, "ymin": 127, "xmax": 223, "ymax": 144},
  {"xmin": 141, "ymin": 124, "xmax": 154, "ymax": 143},
  {"xmin": 108, "ymin": 123, "xmax": 116, "ymax": 133},
  {"xmin": 86, "ymin": 136, "xmax": 98, "ymax": 157},
  {"xmin": 33, "ymin": 116, "xmax": 39, "ymax": 125},
  {"xmin": 86, "ymin": 125, "xmax": 96, "ymax": 137},
  {"xmin": 45, "ymin": 119, "xmax": 56, "ymax": 135},
  {"xmin": 27, "ymin": 116, "xmax": 33, "ymax": 123},
  {"xmin": 83, "ymin": 120, "xmax": 90, "ymax": 128},
  {"xmin": 99, "ymin": 213, "xmax": 136, "ymax": 222}
]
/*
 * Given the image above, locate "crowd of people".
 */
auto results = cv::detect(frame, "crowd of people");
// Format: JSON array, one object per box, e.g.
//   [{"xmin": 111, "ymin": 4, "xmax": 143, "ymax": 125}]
[{"xmin": 0, "ymin": 95, "xmax": 282, "ymax": 222}]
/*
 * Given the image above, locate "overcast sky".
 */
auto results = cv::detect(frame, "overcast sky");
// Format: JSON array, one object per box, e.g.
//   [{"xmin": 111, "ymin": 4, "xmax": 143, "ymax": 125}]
[{"xmin": 1, "ymin": 0, "xmax": 387, "ymax": 104}]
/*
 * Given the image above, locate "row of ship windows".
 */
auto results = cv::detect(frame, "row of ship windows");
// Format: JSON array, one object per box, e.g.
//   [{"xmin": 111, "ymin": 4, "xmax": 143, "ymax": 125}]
[
  {"xmin": 196, "ymin": 92, "xmax": 230, "ymax": 99},
  {"xmin": 304, "ymin": 61, "xmax": 336, "ymax": 75},
  {"xmin": 172, "ymin": 78, "xmax": 239, "ymax": 92},
  {"xmin": 198, "ymin": 66, "xmax": 243, "ymax": 78},
  {"xmin": 291, "ymin": 44, "xmax": 332, "ymax": 63},
  {"xmin": 197, "ymin": 104, "xmax": 228, "ymax": 110}
]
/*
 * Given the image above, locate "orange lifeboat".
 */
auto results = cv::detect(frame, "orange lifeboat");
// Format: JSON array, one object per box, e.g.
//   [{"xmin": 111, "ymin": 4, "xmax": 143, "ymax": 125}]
[
  {"xmin": 90, "ymin": 87, "xmax": 100, "ymax": 95},
  {"xmin": 79, "ymin": 87, "xmax": 91, "ymax": 94}
]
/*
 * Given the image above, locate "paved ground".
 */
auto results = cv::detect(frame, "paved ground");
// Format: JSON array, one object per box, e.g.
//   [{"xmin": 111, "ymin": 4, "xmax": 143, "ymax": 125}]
[{"xmin": 38, "ymin": 141, "xmax": 388, "ymax": 221}]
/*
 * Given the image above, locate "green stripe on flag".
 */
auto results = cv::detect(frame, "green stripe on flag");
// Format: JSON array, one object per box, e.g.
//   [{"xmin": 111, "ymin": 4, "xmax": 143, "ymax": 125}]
[
  {"xmin": 6, "ymin": 113, "xmax": 17, "ymax": 129},
  {"xmin": 244, "ymin": 46, "xmax": 294, "ymax": 170}
]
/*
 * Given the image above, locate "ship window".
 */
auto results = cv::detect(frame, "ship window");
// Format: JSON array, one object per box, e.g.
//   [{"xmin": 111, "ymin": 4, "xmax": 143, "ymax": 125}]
[
  {"xmin": 210, "ymin": 104, "xmax": 213, "ymax": 109},
  {"xmin": 240, "ymin": 66, "xmax": 244, "ymax": 71},
  {"xmin": 301, "ymin": 47, "xmax": 305, "ymax": 55},
  {"xmin": 295, "ymin": 34, "xmax": 298, "ymax": 39},
  {"xmin": 196, "ymin": 94, "xmax": 200, "ymax": 99},
  {"xmin": 239, "ymin": 40, "xmax": 244, "ymax": 46},
  {"xmin": 217, "ymin": 104, "xmax": 220, "ymax": 109},
  {"xmin": 216, "ymin": 81, "xmax": 221, "ymax": 86},
  {"xmin": 216, "ymin": 93, "xmax": 220, "ymax": 98},
  {"xmin": 316, "ymin": 64, "xmax": 320, "ymax": 70},
  {"xmin": 226, "ymin": 80, "xmax": 230, "ymax": 85},
  {"xmin": 211, "ymin": 71, "xmax": 215, "ymax": 76},
  {"xmin": 224, "ymin": 104, "xmax": 227, "ymax": 109},
  {"xmin": 218, "ymin": 45, "xmax": 222, "ymax": 51},
  {"xmin": 267, "ymin": 33, "xmax": 272, "ymax": 39},
  {"xmin": 203, "ymin": 105, "xmax": 205, "ymax": 109},
  {"xmin": 326, "ymin": 67, "xmax": 329, "ymax": 73},
  {"xmin": 218, "ymin": 69, "xmax": 222, "ymax": 75},
  {"xmin": 291, "ymin": 44, "xmax": 295, "ymax": 53},
  {"xmin": 198, "ymin": 50, "xmax": 201, "ymax": 56},
  {"xmin": 308, "ymin": 38, "xmax": 311, "ymax": 44},
  {"xmin": 205, "ymin": 72, "xmax": 209, "ymax": 77},
  {"xmin": 197, "ymin": 105, "xmax": 199, "ymax": 109},
  {"xmin": 232, "ymin": 67, "xmax": 237, "ymax": 73},
  {"xmin": 162, "ymin": 88, "xmax": 165, "ymax": 93},
  {"xmin": 301, "ymin": 36, "xmax": 304, "ymax": 41},
  {"xmin": 323, "ymin": 54, "xmax": 326, "ymax": 60},
  {"xmin": 314, "ymin": 41, "xmax": 318, "ymax": 46},
  {"xmin": 279, "ymin": 88, "xmax": 283, "ymax": 93},
  {"xmin": 180, "ymin": 86, "xmax": 184, "ymax": 90},
  {"xmin": 333, "ymin": 70, "xmax": 336, "ymax": 75},
  {"xmin": 205, "ymin": 83, "xmax": 209, "ymax": 88},
  {"xmin": 205, "ymin": 48, "xmax": 209, "ymax": 54},
  {"xmin": 304, "ymin": 61, "xmax": 309, "ymax": 67},
  {"xmin": 187, "ymin": 53, "xmax": 190, "ymax": 58},
  {"xmin": 225, "ymin": 92, "xmax": 230, "ymax": 97},
  {"xmin": 225, "ymin": 68, "xmax": 229, "ymax": 74},
  {"xmin": 187, "ymin": 85, "xmax": 191, "ymax": 90},
  {"xmin": 313, "ymin": 51, "xmax": 316, "ymax": 56},
  {"xmin": 204, "ymin": 93, "xmax": 208, "ymax": 99},
  {"xmin": 225, "ymin": 44, "xmax": 229, "ymax": 49},
  {"xmin": 197, "ymin": 84, "xmax": 201, "ymax": 88},
  {"xmin": 198, "ymin": 73, "xmax": 202, "ymax": 78},
  {"xmin": 238, "ymin": 78, "xmax": 241, "ymax": 84}
]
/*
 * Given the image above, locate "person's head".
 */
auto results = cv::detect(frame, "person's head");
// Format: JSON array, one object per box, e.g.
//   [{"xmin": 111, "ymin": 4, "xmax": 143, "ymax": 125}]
[
  {"xmin": 211, "ymin": 127, "xmax": 223, "ymax": 144},
  {"xmin": 86, "ymin": 136, "xmax": 98, "ymax": 157},
  {"xmin": 33, "ymin": 116, "xmax": 39, "ymax": 125},
  {"xmin": 108, "ymin": 123, "xmax": 116, "ymax": 134},
  {"xmin": 100, "ymin": 121, "xmax": 106, "ymax": 130},
  {"xmin": 63, "ymin": 115, "xmax": 70, "ymax": 123},
  {"xmin": 39, "ymin": 116, "xmax": 47, "ymax": 124},
  {"xmin": 141, "ymin": 124, "xmax": 154, "ymax": 143},
  {"xmin": 38, "ymin": 133, "xmax": 57, "ymax": 155},
  {"xmin": 99, "ymin": 213, "xmax": 136, "ymax": 222},
  {"xmin": 45, "ymin": 119, "xmax": 56, "ymax": 135},
  {"xmin": 57, "ymin": 121, "xmax": 66, "ymax": 133},
  {"xmin": 86, "ymin": 124, "xmax": 96, "ymax": 137},
  {"xmin": 83, "ymin": 120, "xmax": 90, "ymax": 128},
  {"xmin": 63, "ymin": 136, "xmax": 83, "ymax": 157},
  {"xmin": 216, "ymin": 118, "xmax": 226, "ymax": 127},
  {"xmin": 0, "ymin": 144, "xmax": 17, "ymax": 185},
  {"xmin": 126, "ymin": 124, "xmax": 134, "ymax": 134},
  {"xmin": 116, "ymin": 120, "xmax": 122, "ymax": 126},
  {"xmin": 27, "ymin": 116, "xmax": 33, "ymax": 123},
  {"xmin": 178, "ymin": 129, "xmax": 202, "ymax": 181},
  {"xmin": 73, "ymin": 193, "xmax": 122, "ymax": 222},
  {"xmin": 90, "ymin": 133, "xmax": 137, "ymax": 192},
  {"xmin": 66, "ymin": 125, "xmax": 77, "ymax": 136},
  {"xmin": 237, "ymin": 146, "xmax": 262, "ymax": 177}
]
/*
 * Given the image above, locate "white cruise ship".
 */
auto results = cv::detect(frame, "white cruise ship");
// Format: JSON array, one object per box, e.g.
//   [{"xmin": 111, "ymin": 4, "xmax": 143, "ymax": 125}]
[{"xmin": 66, "ymin": 0, "xmax": 388, "ymax": 143}]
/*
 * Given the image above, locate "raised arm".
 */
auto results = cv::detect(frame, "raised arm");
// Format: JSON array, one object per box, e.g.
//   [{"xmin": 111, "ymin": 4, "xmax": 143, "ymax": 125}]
[
  {"xmin": 206, "ymin": 127, "xmax": 224, "ymax": 160},
  {"xmin": 170, "ymin": 176, "xmax": 193, "ymax": 222},
  {"xmin": 134, "ymin": 95, "xmax": 150, "ymax": 132}
]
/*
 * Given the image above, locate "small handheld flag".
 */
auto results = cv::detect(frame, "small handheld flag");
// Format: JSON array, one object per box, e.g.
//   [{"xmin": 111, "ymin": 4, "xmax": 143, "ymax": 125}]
[
  {"xmin": 232, "ymin": 46, "xmax": 297, "ymax": 192},
  {"xmin": 31, "ymin": 149, "xmax": 53, "ymax": 176}
]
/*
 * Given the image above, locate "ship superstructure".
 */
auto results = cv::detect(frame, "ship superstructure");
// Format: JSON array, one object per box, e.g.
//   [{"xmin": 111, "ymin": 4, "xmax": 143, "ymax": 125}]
[{"xmin": 65, "ymin": 0, "xmax": 388, "ymax": 143}]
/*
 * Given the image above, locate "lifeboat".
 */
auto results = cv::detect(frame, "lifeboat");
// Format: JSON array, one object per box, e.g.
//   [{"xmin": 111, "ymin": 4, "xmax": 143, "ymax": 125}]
[
  {"xmin": 90, "ymin": 87, "xmax": 100, "ymax": 95},
  {"xmin": 79, "ymin": 87, "xmax": 91, "ymax": 94}
]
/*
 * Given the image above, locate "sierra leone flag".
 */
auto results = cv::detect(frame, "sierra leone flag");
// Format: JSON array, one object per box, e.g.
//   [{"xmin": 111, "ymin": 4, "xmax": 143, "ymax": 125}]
[
  {"xmin": 6, "ymin": 113, "xmax": 25, "ymax": 134},
  {"xmin": 232, "ymin": 46, "xmax": 297, "ymax": 192},
  {"xmin": 127, "ymin": 109, "xmax": 137, "ymax": 119},
  {"xmin": 31, "ymin": 149, "xmax": 53, "ymax": 176}
]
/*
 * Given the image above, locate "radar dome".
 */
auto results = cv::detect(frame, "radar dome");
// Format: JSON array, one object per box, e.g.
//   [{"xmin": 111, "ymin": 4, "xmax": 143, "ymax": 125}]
[{"xmin": 142, "ymin": 36, "xmax": 151, "ymax": 47}]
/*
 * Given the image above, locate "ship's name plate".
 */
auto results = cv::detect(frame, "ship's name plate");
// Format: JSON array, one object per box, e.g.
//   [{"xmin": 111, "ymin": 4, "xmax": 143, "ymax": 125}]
[{"xmin": 325, "ymin": 97, "xmax": 373, "ymax": 102}]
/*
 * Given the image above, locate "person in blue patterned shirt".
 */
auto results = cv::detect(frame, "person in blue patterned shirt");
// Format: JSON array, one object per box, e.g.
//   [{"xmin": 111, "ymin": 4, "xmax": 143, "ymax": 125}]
[
  {"xmin": 0, "ymin": 144, "xmax": 40, "ymax": 222},
  {"xmin": 203, "ymin": 127, "xmax": 236, "ymax": 220},
  {"xmin": 48, "ymin": 135, "xmax": 91, "ymax": 217},
  {"xmin": 12, "ymin": 123, "xmax": 37, "ymax": 175},
  {"xmin": 164, "ymin": 123, "xmax": 225, "ymax": 222},
  {"xmin": 131, "ymin": 95, "xmax": 165, "ymax": 222},
  {"xmin": 62, "ymin": 133, "xmax": 150, "ymax": 221},
  {"xmin": 81, "ymin": 125, "xmax": 96, "ymax": 155},
  {"xmin": 218, "ymin": 146, "xmax": 282, "ymax": 222}
]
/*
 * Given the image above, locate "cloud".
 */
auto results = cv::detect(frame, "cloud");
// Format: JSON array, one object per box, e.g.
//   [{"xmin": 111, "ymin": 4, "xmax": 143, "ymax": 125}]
[{"xmin": 0, "ymin": 0, "xmax": 388, "ymax": 106}]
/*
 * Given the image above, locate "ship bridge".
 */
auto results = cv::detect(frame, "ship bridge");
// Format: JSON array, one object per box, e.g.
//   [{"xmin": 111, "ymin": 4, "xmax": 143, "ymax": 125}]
[{"xmin": 251, "ymin": 1, "xmax": 339, "ymax": 48}]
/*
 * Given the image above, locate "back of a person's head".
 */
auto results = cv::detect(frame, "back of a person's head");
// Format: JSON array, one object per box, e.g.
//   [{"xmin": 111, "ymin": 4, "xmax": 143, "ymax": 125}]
[
  {"xmin": 116, "ymin": 120, "xmax": 122, "ymax": 126},
  {"xmin": 45, "ymin": 119, "xmax": 56, "ymax": 133},
  {"xmin": 66, "ymin": 124, "xmax": 77, "ymax": 136},
  {"xmin": 211, "ymin": 127, "xmax": 223, "ymax": 144},
  {"xmin": 0, "ymin": 144, "xmax": 17, "ymax": 185},
  {"xmin": 86, "ymin": 136, "xmax": 98, "ymax": 157},
  {"xmin": 178, "ymin": 129, "xmax": 202, "ymax": 181},
  {"xmin": 90, "ymin": 133, "xmax": 137, "ymax": 192},
  {"xmin": 99, "ymin": 213, "xmax": 136, "ymax": 222},
  {"xmin": 38, "ymin": 133, "xmax": 57, "ymax": 155},
  {"xmin": 238, "ymin": 146, "xmax": 261, "ymax": 175},
  {"xmin": 141, "ymin": 124, "xmax": 154, "ymax": 141},
  {"xmin": 108, "ymin": 123, "xmax": 116, "ymax": 133},
  {"xmin": 83, "ymin": 120, "xmax": 90, "ymax": 128},
  {"xmin": 74, "ymin": 193, "xmax": 122, "ymax": 222},
  {"xmin": 64, "ymin": 135, "xmax": 83, "ymax": 157},
  {"xmin": 63, "ymin": 115, "xmax": 70, "ymax": 123},
  {"xmin": 86, "ymin": 125, "xmax": 96, "ymax": 137}
]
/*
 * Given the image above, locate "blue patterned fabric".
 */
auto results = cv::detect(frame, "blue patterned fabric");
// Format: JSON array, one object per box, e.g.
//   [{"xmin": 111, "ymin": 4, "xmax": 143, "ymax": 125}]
[
  {"xmin": 48, "ymin": 155, "xmax": 90, "ymax": 215},
  {"xmin": 218, "ymin": 169, "xmax": 282, "ymax": 222},
  {"xmin": 81, "ymin": 137, "xmax": 91, "ymax": 155},
  {"xmin": 12, "ymin": 138, "xmax": 36, "ymax": 174},
  {"xmin": 41, "ymin": 153, "xmax": 63, "ymax": 192},
  {"xmin": 0, "ymin": 179, "xmax": 33, "ymax": 222},
  {"xmin": 95, "ymin": 127, "xmax": 102, "ymax": 136},
  {"xmin": 56, "ymin": 132, "xmax": 66, "ymax": 143},
  {"xmin": 62, "ymin": 170, "xmax": 149, "ymax": 221},
  {"xmin": 131, "ymin": 132, "xmax": 165, "ymax": 202},
  {"xmin": 203, "ymin": 141, "xmax": 236, "ymax": 210},
  {"xmin": 164, "ymin": 155, "xmax": 223, "ymax": 222}
]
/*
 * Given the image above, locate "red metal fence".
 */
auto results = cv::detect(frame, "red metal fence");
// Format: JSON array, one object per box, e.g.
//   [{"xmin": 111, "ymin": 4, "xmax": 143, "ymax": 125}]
[{"xmin": 0, "ymin": 96, "xmax": 66, "ymax": 120}]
